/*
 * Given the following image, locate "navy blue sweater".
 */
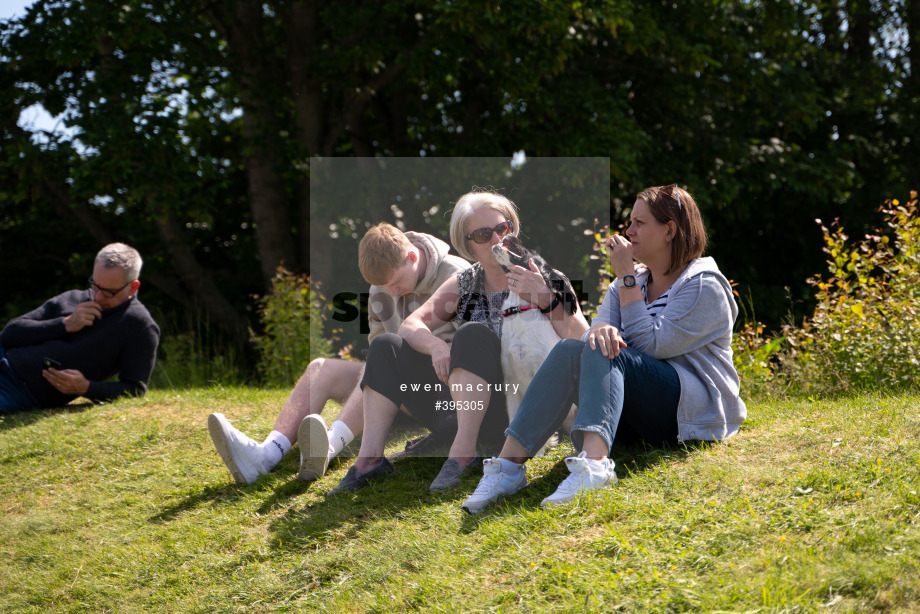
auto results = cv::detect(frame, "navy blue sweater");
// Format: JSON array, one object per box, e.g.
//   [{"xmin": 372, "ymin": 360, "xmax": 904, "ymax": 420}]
[{"xmin": 0, "ymin": 289, "xmax": 160, "ymax": 408}]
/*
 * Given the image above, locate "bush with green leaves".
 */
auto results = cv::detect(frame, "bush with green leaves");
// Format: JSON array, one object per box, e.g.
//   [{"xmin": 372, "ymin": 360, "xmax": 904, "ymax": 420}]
[
  {"xmin": 251, "ymin": 267, "xmax": 333, "ymax": 387},
  {"xmin": 775, "ymin": 192, "xmax": 920, "ymax": 394},
  {"xmin": 151, "ymin": 316, "xmax": 245, "ymax": 388},
  {"xmin": 731, "ymin": 320, "xmax": 785, "ymax": 398}
]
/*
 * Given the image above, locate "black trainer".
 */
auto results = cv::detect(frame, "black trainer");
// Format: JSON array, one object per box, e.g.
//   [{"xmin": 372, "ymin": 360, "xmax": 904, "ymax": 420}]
[{"xmin": 326, "ymin": 457, "xmax": 395, "ymax": 497}]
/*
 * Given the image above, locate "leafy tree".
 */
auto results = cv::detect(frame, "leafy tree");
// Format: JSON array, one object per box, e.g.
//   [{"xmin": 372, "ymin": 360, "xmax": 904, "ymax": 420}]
[{"xmin": 1, "ymin": 0, "xmax": 915, "ymax": 350}]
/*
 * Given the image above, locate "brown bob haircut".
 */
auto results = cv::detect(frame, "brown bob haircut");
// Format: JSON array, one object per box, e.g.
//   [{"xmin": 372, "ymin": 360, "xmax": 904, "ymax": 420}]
[
  {"xmin": 636, "ymin": 184, "xmax": 707, "ymax": 274},
  {"xmin": 358, "ymin": 222, "xmax": 414, "ymax": 286}
]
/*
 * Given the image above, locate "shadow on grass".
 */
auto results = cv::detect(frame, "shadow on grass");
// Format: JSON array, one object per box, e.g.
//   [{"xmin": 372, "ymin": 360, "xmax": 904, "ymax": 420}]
[
  {"xmin": 267, "ymin": 454, "xmax": 453, "ymax": 547},
  {"xmin": 616, "ymin": 439, "xmax": 715, "ymax": 477},
  {"xmin": 0, "ymin": 401, "xmax": 94, "ymax": 432},
  {"xmin": 147, "ymin": 481, "xmax": 265, "ymax": 523},
  {"xmin": 261, "ymin": 413, "xmax": 511, "ymax": 547},
  {"xmin": 147, "ymin": 444, "xmax": 328, "ymax": 524},
  {"xmin": 148, "ymin": 423, "xmax": 439, "ymax": 529},
  {"xmin": 455, "ymin": 439, "xmax": 716, "ymax": 532},
  {"xmin": 265, "ymin": 439, "xmax": 710, "ymax": 541}
]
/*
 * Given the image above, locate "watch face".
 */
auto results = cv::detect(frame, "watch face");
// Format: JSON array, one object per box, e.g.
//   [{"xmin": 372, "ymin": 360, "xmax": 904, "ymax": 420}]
[{"xmin": 623, "ymin": 275, "xmax": 636, "ymax": 288}]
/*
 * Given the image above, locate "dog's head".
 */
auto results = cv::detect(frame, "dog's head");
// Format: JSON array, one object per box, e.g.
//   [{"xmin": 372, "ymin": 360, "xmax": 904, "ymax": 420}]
[
  {"xmin": 491, "ymin": 235, "xmax": 578, "ymax": 315},
  {"xmin": 491, "ymin": 234, "xmax": 530, "ymax": 273}
]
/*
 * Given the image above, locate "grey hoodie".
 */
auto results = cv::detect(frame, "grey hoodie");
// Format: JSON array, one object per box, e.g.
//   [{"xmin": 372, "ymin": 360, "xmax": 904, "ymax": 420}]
[
  {"xmin": 367, "ymin": 232, "xmax": 469, "ymax": 344},
  {"xmin": 589, "ymin": 257, "xmax": 746, "ymax": 441}
]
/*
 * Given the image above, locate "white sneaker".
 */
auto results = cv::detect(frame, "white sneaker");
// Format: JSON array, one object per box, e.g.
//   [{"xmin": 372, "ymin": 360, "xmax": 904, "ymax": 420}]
[
  {"xmin": 207, "ymin": 413, "xmax": 267, "ymax": 485},
  {"xmin": 541, "ymin": 451, "xmax": 617, "ymax": 507},
  {"xmin": 461, "ymin": 458, "xmax": 528, "ymax": 514},
  {"xmin": 297, "ymin": 414, "xmax": 330, "ymax": 481}
]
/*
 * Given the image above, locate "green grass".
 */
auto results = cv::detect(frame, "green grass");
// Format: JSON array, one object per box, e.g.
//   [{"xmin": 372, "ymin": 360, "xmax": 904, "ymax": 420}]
[{"xmin": 1, "ymin": 389, "xmax": 919, "ymax": 613}]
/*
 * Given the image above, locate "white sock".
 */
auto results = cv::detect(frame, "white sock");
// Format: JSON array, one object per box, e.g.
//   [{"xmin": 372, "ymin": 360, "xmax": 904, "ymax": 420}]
[
  {"xmin": 262, "ymin": 431, "xmax": 292, "ymax": 471},
  {"xmin": 499, "ymin": 458, "xmax": 524, "ymax": 474},
  {"xmin": 327, "ymin": 420, "xmax": 355, "ymax": 458}
]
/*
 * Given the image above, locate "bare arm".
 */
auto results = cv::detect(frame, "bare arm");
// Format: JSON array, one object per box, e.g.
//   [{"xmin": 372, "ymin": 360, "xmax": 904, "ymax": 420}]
[
  {"xmin": 398, "ymin": 274, "xmax": 461, "ymax": 383},
  {"xmin": 585, "ymin": 320, "xmax": 627, "ymax": 358},
  {"xmin": 505, "ymin": 260, "xmax": 588, "ymax": 340},
  {"xmin": 545, "ymin": 295, "xmax": 589, "ymax": 340}
]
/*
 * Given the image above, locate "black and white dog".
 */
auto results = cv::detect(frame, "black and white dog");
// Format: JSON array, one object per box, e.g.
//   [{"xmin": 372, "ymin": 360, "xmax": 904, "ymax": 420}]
[{"xmin": 492, "ymin": 234, "xmax": 578, "ymax": 436}]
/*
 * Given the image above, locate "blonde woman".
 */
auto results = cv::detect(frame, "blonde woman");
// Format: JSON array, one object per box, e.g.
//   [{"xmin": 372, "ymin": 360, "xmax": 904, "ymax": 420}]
[{"xmin": 329, "ymin": 190, "xmax": 588, "ymax": 495}]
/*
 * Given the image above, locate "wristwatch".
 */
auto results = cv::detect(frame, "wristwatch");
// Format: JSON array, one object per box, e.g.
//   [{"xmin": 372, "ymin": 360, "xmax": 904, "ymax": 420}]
[{"xmin": 621, "ymin": 274, "xmax": 637, "ymax": 288}]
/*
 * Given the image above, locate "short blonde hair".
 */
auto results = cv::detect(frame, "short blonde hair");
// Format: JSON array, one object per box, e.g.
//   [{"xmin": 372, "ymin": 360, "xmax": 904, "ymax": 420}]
[
  {"xmin": 358, "ymin": 222, "xmax": 413, "ymax": 286},
  {"xmin": 449, "ymin": 190, "xmax": 521, "ymax": 261}
]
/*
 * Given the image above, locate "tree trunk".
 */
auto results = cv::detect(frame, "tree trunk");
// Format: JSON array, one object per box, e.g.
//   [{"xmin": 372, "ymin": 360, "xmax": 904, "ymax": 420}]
[
  {"xmin": 284, "ymin": 1, "xmax": 320, "ymax": 269},
  {"xmin": 845, "ymin": 0, "xmax": 872, "ymax": 65},
  {"xmin": 205, "ymin": 0, "xmax": 301, "ymax": 286},
  {"xmin": 153, "ymin": 208, "xmax": 251, "ymax": 344},
  {"xmin": 241, "ymin": 109, "xmax": 300, "ymax": 282},
  {"xmin": 908, "ymin": 0, "xmax": 920, "ymax": 97},
  {"xmin": 287, "ymin": 1, "xmax": 322, "ymax": 155}
]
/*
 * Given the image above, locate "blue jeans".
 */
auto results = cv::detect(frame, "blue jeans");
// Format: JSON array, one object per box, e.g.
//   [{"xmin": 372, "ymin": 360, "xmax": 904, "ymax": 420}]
[
  {"xmin": 505, "ymin": 339, "xmax": 680, "ymax": 456},
  {"xmin": 0, "ymin": 347, "xmax": 41, "ymax": 414}
]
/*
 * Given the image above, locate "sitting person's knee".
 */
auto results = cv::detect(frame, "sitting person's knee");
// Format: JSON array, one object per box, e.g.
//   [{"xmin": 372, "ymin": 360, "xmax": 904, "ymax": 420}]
[
  {"xmin": 556, "ymin": 338, "xmax": 584, "ymax": 352},
  {"xmin": 452, "ymin": 322, "xmax": 499, "ymax": 353},
  {"xmin": 306, "ymin": 356, "xmax": 326, "ymax": 378},
  {"xmin": 365, "ymin": 332, "xmax": 402, "ymax": 361}
]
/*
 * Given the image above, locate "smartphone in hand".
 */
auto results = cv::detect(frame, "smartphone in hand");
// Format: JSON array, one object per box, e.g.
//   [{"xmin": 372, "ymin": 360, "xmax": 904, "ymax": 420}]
[{"xmin": 42, "ymin": 357, "xmax": 63, "ymax": 370}]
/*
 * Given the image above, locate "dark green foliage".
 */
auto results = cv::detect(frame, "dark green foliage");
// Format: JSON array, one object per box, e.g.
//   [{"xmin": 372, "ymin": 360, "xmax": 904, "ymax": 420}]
[
  {"xmin": 778, "ymin": 192, "xmax": 920, "ymax": 393},
  {"xmin": 149, "ymin": 310, "xmax": 248, "ymax": 388},
  {"xmin": 733, "ymin": 190, "xmax": 920, "ymax": 397},
  {"xmin": 2, "ymin": 0, "xmax": 918, "ymax": 355},
  {"xmin": 251, "ymin": 267, "xmax": 333, "ymax": 387}
]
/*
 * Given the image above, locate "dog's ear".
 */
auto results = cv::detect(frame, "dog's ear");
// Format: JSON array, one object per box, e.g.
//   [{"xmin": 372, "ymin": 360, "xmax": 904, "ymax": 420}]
[
  {"xmin": 561, "ymin": 283, "xmax": 579, "ymax": 315},
  {"xmin": 550, "ymin": 273, "xmax": 579, "ymax": 316}
]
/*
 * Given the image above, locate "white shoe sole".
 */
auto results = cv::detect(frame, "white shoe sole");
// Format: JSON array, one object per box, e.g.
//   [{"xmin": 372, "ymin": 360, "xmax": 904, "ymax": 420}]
[
  {"xmin": 461, "ymin": 476, "xmax": 527, "ymax": 514},
  {"xmin": 208, "ymin": 413, "xmax": 256, "ymax": 485},
  {"xmin": 297, "ymin": 414, "xmax": 331, "ymax": 481},
  {"xmin": 540, "ymin": 474, "xmax": 617, "ymax": 507}
]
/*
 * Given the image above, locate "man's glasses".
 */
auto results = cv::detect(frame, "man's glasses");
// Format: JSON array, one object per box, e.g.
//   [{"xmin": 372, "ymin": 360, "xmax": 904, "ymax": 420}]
[
  {"xmin": 466, "ymin": 220, "xmax": 514, "ymax": 244},
  {"xmin": 88, "ymin": 277, "xmax": 132, "ymax": 298}
]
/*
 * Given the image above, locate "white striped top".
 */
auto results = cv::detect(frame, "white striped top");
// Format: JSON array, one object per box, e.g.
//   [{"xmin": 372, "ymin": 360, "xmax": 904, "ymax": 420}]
[{"xmin": 641, "ymin": 280, "xmax": 671, "ymax": 318}]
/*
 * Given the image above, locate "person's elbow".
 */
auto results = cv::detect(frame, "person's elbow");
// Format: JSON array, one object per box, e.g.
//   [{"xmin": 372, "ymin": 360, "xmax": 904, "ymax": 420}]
[{"xmin": 398, "ymin": 313, "xmax": 423, "ymax": 338}]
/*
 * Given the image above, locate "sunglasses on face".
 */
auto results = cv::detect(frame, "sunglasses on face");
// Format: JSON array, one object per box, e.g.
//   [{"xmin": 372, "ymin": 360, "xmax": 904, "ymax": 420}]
[
  {"xmin": 466, "ymin": 220, "xmax": 514, "ymax": 244},
  {"xmin": 88, "ymin": 277, "xmax": 132, "ymax": 298}
]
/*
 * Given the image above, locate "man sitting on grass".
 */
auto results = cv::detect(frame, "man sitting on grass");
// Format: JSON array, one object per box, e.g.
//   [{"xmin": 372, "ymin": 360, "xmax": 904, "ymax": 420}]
[
  {"xmin": 0, "ymin": 243, "xmax": 160, "ymax": 414},
  {"xmin": 208, "ymin": 223, "xmax": 470, "ymax": 484}
]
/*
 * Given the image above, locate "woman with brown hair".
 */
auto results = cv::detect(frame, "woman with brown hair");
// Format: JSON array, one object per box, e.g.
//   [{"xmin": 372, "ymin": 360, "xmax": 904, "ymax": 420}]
[{"xmin": 461, "ymin": 184, "xmax": 747, "ymax": 513}]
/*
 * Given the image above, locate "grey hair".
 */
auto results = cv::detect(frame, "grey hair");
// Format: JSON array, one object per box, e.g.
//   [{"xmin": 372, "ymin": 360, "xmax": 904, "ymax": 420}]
[
  {"xmin": 95, "ymin": 243, "xmax": 143, "ymax": 281},
  {"xmin": 448, "ymin": 190, "xmax": 521, "ymax": 261}
]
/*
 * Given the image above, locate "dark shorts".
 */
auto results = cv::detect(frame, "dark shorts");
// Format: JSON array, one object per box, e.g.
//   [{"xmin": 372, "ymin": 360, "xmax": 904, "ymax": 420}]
[{"xmin": 360, "ymin": 323, "xmax": 508, "ymax": 448}]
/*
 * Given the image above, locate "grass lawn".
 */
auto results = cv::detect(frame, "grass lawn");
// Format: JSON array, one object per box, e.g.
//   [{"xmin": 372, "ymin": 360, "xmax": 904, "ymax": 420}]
[{"xmin": 1, "ymin": 388, "xmax": 919, "ymax": 613}]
